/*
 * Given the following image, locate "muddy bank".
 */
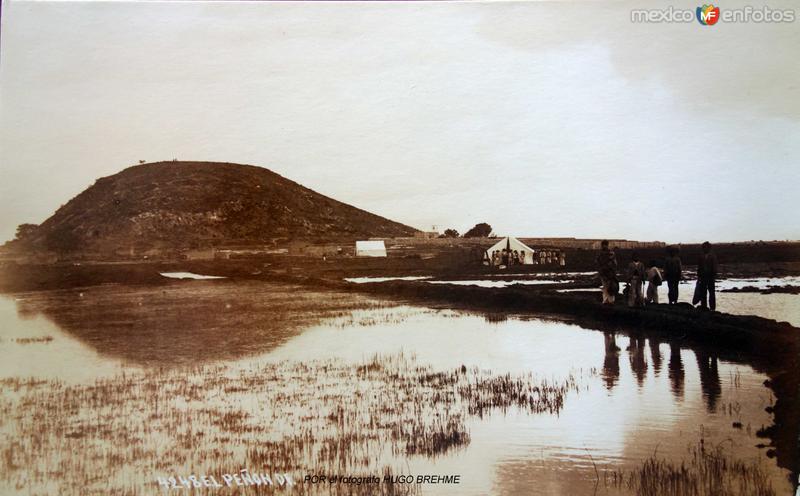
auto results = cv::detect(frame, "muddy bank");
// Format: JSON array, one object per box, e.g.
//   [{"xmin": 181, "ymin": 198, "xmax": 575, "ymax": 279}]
[{"xmin": 327, "ymin": 280, "xmax": 799, "ymax": 352}]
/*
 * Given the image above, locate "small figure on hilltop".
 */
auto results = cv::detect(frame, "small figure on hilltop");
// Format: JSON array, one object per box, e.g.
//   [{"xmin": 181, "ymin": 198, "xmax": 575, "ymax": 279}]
[
  {"xmin": 627, "ymin": 252, "xmax": 646, "ymax": 308},
  {"xmin": 664, "ymin": 246, "xmax": 682, "ymax": 304},
  {"xmin": 646, "ymin": 260, "xmax": 663, "ymax": 305},
  {"xmin": 693, "ymin": 241, "xmax": 718, "ymax": 311},
  {"xmin": 596, "ymin": 240, "xmax": 618, "ymax": 305}
]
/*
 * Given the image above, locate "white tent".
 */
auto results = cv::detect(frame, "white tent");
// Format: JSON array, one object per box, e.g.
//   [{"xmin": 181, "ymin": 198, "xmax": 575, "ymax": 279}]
[
  {"xmin": 485, "ymin": 237, "xmax": 536, "ymax": 265},
  {"xmin": 355, "ymin": 240, "xmax": 387, "ymax": 257}
]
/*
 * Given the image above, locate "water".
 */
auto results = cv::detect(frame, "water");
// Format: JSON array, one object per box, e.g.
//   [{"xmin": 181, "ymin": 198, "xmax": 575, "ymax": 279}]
[
  {"xmin": 266, "ymin": 307, "xmax": 790, "ymax": 494},
  {"xmin": 160, "ymin": 271, "xmax": 226, "ymax": 280},
  {"xmin": 658, "ymin": 282, "xmax": 800, "ymax": 326},
  {"xmin": 425, "ymin": 279, "xmax": 573, "ymax": 287},
  {"xmin": 485, "ymin": 271, "xmax": 596, "ymax": 278},
  {"xmin": 0, "ymin": 282, "xmax": 794, "ymax": 495},
  {"xmin": 348, "ymin": 274, "xmax": 800, "ymax": 325},
  {"xmin": 715, "ymin": 276, "xmax": 800, "ymax": 290},
  {"xmin": 345, "ymin": 274, "xmax": 581, "ymax": 288},
  {"xmin": 344, "ymin": 276, "xmax": 433, "ymax": 283},
  {"xmin": 557, "ymin": 278, "xmax": 800, "ymax": 326}
]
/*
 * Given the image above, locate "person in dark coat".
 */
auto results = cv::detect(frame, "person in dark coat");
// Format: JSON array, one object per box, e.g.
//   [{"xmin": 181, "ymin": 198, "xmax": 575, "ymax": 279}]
[
  {"xmin": 663, "ymin": 246, "xmax": 682, "ymax": 304},
  {"xmin": 692, "ymin": 241, "xmax": 718, "ymax": 311},
  {"xmin": 596, "ymin": 240, "xmax": 618, "ymax": 305}
]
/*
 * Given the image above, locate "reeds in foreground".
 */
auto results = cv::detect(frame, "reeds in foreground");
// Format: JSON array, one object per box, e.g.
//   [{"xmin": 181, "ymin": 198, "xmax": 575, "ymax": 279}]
[
  {"xmin": 604, "ymin": 439, "xmax": 776, "ymax": 496},
  {"xmin": 0, "ymin": 352, "xmax": 586, "ymax": 495}
]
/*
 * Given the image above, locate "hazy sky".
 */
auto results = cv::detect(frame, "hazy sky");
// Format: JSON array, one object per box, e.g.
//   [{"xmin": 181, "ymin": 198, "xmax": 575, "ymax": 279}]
[{"xmin": 1, "ymin": 0, "xmax": 798, "ymax": 243}]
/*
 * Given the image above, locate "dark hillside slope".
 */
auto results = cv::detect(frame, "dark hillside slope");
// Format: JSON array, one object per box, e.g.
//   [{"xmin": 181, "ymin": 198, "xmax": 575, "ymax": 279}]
[{"xmin": 24, "ymin": 161, "xmax": 416, "ymax": 254}]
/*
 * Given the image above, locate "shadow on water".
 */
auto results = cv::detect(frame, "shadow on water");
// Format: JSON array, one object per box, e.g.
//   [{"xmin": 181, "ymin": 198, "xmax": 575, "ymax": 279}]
[
  {"xmin": 596, "ymin": 324, "xmax": 797, "ymax": 491},
  {"xmin": 602, "ymin": 332, "xmax": 620, "ymax": 390},
  {"xmin": 601, "ymin": 334, "xmax": 723, "ymax": 415},
  {"xmin": 696, "ymin": 350, "xmax": 722, "ymax": 413},
  {"xmin": 668, "ymin": 342, "xmax": 685, "ymax": 400},
  {"xmin": 628, "ymin": 336, "xmax": 647, "ymax": 387}
]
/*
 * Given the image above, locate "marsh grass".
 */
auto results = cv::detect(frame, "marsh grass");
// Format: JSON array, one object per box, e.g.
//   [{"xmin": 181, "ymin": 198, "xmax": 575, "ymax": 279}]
[
  {"xmin": 0, "ymin": 353, "xmax": 584, "ymax": 495},
  {"xmin": 605, "ymin": 439, "xmax": 777, "ymax": 496}
]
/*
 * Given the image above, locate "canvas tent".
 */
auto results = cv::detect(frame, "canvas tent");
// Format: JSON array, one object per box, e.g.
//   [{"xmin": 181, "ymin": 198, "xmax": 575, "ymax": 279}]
[
  {"xmin": 485, "ymin": 237, "xmax": 536, "ymax": 265},
  {"xmin": 355, "ymin": 240, "xmax": 387, "ymax": 257}
]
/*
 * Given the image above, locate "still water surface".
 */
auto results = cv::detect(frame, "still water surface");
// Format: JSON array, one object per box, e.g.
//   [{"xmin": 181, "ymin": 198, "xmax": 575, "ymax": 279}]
[
  {"xmin": 267, "ymin": 307, "xmax": 790, "ymax": 494},
  {"xmin": 0, "ymin": 282, "xmax": 794, "ymax": 495},
  {"xmin": 558, "ymin": 278, "xmax": 800, "ymax": 326}
]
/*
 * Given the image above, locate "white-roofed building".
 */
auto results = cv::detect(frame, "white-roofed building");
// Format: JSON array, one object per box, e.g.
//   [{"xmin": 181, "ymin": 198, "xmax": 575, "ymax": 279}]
[{"xmin": 355, "ymin": 240, "xmax": 387, "ymax": 257}]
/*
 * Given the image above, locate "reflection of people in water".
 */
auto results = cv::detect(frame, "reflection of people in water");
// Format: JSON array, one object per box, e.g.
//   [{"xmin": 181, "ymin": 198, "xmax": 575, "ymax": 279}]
[
  {"xmin": 628, "ymin": 336, "xmax": 647, "ymax": 386},
  {"xmin": 649, "ymin": 338, "xmax": 662, "ymax": 375},
  {"xmin": 602, "ymin": 332, "xmax": 621, "ymax": 390},
  {"xmin": 668, "ymin": 343, "xmax": 685, "ymax": 400},
  {"xmin": 696, "ymin": 350, "xmax": 722, "ymax": 412}
]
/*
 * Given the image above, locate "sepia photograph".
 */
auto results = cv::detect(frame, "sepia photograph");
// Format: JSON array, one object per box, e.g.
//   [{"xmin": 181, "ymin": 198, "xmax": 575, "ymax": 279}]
[{"xmin": 0, "ymin": 0, "xmax": 799, "ymax": 494}]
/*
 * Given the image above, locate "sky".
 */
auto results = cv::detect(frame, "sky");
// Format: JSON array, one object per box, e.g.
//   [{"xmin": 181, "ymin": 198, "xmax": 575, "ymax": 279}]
[{"xmin": 1, "ymin": 0, "xmax": 799, "ymax": 244}]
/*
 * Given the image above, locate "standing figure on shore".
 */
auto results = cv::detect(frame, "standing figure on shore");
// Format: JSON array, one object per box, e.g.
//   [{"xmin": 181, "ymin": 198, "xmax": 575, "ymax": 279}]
[
  {"xmin": 596, "ymin": 240, "xmax": 618, "ymax": 305},
  {"xmin": 693, "ymin": 241, "xmax": 718, "ymax": 311},
  {"xmin": 664, "ymin": 246, "xmax": 682, "ymax": 304},
  {"xmin": 645, "ymin": 260, "xmax": 662, "ymax": 304},
  {"xmin": 627, "ymin": 252, "xmax": 646, "ymax": 307}
]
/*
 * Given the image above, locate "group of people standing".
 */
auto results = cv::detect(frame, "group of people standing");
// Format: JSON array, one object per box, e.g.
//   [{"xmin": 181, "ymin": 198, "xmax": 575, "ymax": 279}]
[
  {"xmin": 488, "ymin": 249, "xmax": 566, "ymax": 267},
  {"xmin": 490, "ymin": 249, "xmax": 527, "ymax": 266},
  {"xmin": 538, "ymin": 250, "xmax": 566, "ymax": 266},
  {"xmin": 596, "ymin": 240, "xmax": 718, "ymax": 310}
]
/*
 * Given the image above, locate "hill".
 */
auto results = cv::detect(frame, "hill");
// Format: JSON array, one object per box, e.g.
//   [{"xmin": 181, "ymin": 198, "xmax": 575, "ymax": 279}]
[{"xmin": 15, "ymin": 161, "xmax": 417, "ymax": 255}]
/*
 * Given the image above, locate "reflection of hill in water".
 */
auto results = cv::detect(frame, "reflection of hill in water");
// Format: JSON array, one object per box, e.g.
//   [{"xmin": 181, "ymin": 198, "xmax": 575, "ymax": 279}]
[{"xmin": 14, "ymin": 280, "xmax": 392, "ymax": 366}]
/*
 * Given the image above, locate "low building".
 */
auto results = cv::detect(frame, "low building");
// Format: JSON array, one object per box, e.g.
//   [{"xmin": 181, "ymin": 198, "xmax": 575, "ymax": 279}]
[
  {"xmin": 355, "ymin": 240, "xmax": 387, "ymax": 257},
  {"xmin": 413, "ymin": 231, "xmax": 439, "ymax": 239}
]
